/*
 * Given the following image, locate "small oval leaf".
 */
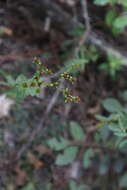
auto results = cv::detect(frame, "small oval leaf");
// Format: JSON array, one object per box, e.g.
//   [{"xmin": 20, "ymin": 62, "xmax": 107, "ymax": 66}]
[
  {"xmin": 70, "ymin": 121, "xmax": 85, "ymax": 141},
  {"xmin": 55, "ymin": 146, "xmax": 78, "ymax": 166},
  {"xmin": 102, "ymin": 98, "xmax": 123, "ymax": 113}
]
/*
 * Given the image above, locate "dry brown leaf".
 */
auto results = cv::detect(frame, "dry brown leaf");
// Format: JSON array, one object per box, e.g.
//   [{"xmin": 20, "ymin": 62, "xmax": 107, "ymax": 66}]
[
  {"xmin": 34, "ymin": 160, "xmax": 45, "ymax": 169},
  {"xmin": 27, "ymin": 152, "xmax": 37, "ymax": 164},
  {"xmin": 88, "ymin": 104, "xmax": 101, "ymax": 115},
  {"xmin": 27, "ymin": 152, "xmax": 45, "ymax": 169},
  {"xmin": 15, "ymin": 167, "xmax": 27, "ymax": 186},
  {"xmin": 35, "ymin": 145, "xmax": 51, "ymax": 154}
]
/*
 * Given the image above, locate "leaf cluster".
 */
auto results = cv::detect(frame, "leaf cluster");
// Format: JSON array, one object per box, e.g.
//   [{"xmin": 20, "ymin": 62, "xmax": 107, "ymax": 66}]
[
  {"xmin": 47, "ymin": 121, "xmax": 95, "ymax": 169},
  {"xmin": 96, "ymin": 97, "xmax": 127, "ymax": 148}
]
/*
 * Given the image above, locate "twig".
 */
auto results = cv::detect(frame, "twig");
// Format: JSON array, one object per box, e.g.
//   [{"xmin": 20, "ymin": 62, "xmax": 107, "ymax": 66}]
[
  {"xmin": 70, "ymin": 141, "xmax": 119, "ymax": 153},
  {"xmin": 75, "ymin": 0, "xmax": 91, "ymax": 56},
  {"xmin": 80, "ymin": 0, "xmax": 91, "ymax": 45},
  {"xmin": 78, "ymin": 0, "xmax": 127, "ymax": 64},
  {"xmin": 17, "ymin": 80, "xmax": 64, "ymax": 159},
  {"xmin": 88, "ymin": 32, "xmax": 127, "ymax": 65},
  {"xmin": 7, "ymin": 0, "xmax": 127, "ymax": 64}
]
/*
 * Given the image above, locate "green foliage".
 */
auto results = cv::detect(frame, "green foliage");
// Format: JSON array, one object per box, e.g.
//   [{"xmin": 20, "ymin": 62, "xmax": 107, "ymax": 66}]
[
  {"xmin": 105, "ymin": 9, "xmax": 117, "ymax": 27},
  {"xmin": 98, "ymin": 155, "xmax": 110, "ymax": 175},
  {"xmin": 70, "ymin": 121, "xmax": 85, "ymax": 141},
  {"xmin": 63, "ymin": 42, "xmax": 99, "ymax": 74},
  {"xmin": 102, "ymin": 98, "xmax": 123, "ymax": 112},
  {"xmin": 47, "ymin": 137, "xmax": 69, "ymax": 151},
  {"xmin": 94, "ymin": 0, "xmax": 111, "ymax": 6},
  {"xmin": 61, "ymin": 26, "xmax": 99, "ymax": 73},
  {"xmin": 55, "ymin": 146, "xmax": 78, "ymax": 166},
  {"xmin": 64, "ymin": 58, "xmax": 88, "ymax": 73},
  {"xmin": 107, "ymin": 54, "xmax": 125, "ymax": 76},
  {"xmin": 119, "ymin": 173, "xmax": 127, "ymax": 188},
  {"xmin": 47, "ymin": 122, "xmax": 86, "ymax": 166},
  {"xmin": 113, "ymin": 15, "xmax": 127, "ymax": 33},
  {"xmin": 95, "ymin": 0, "xmax": 127, "ymax": 34},
  {"xmin": 83, "ymin": 148, "xmax": 94, "ymax": 169},
  {"xmin": 1, "ymin": 2, "xmax": 127, "ymax": 189},
  {"xmin": 121, "ymin": 0, "xmax": 127, "ymax": 8},
  {"xmin": 69, "ymin": 181, "xmax": 89, "ymax": 190},
  {"xmin": 1, "ymin": 58, "xmax": 80, "ymax": 103},
  {"xmin": 47, "ymin": 121, "xmax": 94, "ymax": 170},
  {"xmin": 94, "ymin": 0, "xmax": 126, "ymax": 6},
  {"xmin": 96, "ymin": 97, "xmax": 127, "ymax": 148},
  {"xmin": 70, "ymin": 23, "xmax": 85, "ymax": 37},
  {"xmin": 6, "ymin": 74, "xmax": 43, "ymax": 99},
  {"xmin": 100, "ymin": 53, "xmax": 126, "ymax": 77},
  {"xmin": 21, "ymin": 183, "xmax": 35, "ymax": 190}
]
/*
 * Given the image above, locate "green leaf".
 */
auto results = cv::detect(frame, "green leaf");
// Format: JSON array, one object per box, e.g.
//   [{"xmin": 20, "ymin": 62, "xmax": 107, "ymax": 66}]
[
  {"xmin": 95, "ymin": 113, "xmax": 119, "ymax": 122},
  {"xmin": 21, "ymin": 183, "xmax": 34, "ymax": 190},
  {"xmin": 120, "ymin": 0, "xmax": 127, "ymax": 7},
  {"xmin": 99, "ymin": 155, "xmax": 110, "ymax": 175},
  {"xmin": 78, "ymin": 184, "xmax": 89, "ymax": 190},
  {"xmin": 55, "ymin": 146, "xmax": 78, "ymax": 166},
  {"xmin": 9, "ymin": 86, "xmax": 26, "ymax": 100},
  {"xmin": 26, "ymin": 87, "xmax": 37, "ymax": 96},
  {"xmin": 114, "ymin": 159, "xmax": 124, "ymax": 173},
  {"xmin": 47, "ymin": 137, "xmax": 69, "ymax": 151},
  {"xmin": 108, "ymin": 123, "xmax": 127, "ymax": 137},
  {"xmin": 5, "ymin": 75, "xmax": 15, "ymax": 86},
  {"xmin": 108, "ymin": 113, "xmax": 120, "ymax": 121},
  {"xmin": 64, "ymin": 58, "xmax": 88, "ymax": 73},
  {"xmin": 70, "ymin": 121, "xmax": 85, "ymax": 141},
  {"xmin": 95, "ymin": 114, "xmax": 109, "ymax": 121},
  {"xmin": 70, "ymin": 24, "xmax": 85, "ymax": 37},
  {"xmin": 100, "ymin": 125, "xmax": 110, "ymax": 141},
  {"xmin": 118, "ymin": 139, "xmax": 127, "ymax": 148},
  {"xmin": 102, "ymin": 98, "xmax": 123, "ymax": 113},
  {"xmin": 16, "ymin": 74, "xmax": 27, "ymax": 83},
  {"xmin": 0, "ymin": 81, "xmax": 10, "ymax": 86},
  {"xmin": 69, "ymin": 181, "xmax": 77, "ymax": 190},
  {"xmin": 105, "ymin": 9, "xmax": 117, "ymax": 27},
  {"xmin": 108, "ymin": 123, "xmax": 123, "ymax": 133},
  {"xmin": 113, "ymin": 15, "xmax": 127, "ymax": 32},
  {"xmin": 69, "ymin": 181, "xmax": 89, "ymax": 190},
  {"xmin": 83, "ymin": 149, "xmax": 94, "ymax": 169},
  {"xmin": 115, "ymin": 132, "xmax": 127, "ymax": 137},
  {"xmin": 94, "ymin": 0, "xmax": 109, "ymax": 6},
  {"xmin": 119, "ymin": 173, "xmax": 127, "ymax": 188}
]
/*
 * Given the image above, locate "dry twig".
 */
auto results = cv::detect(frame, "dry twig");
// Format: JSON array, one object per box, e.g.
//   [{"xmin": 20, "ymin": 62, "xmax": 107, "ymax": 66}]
[
  {"xmin": 17, "ymin": 80, "xmax": 64, "ymax": 159},
  {"xmin": 75, "ymin": 0, "xmax": 91, "ymax": 56}
]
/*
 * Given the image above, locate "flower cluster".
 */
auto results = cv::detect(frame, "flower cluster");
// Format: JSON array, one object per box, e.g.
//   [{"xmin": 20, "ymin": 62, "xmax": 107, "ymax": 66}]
[
  {"xmin": 63, "ymin": 88, "xmax": 80, "ymax": 103},
  {"xmin": 60, "ymin": 72, "xmax": 76, "ymax": 84},
  {"xmin": 33, "ymin": 58, "xmax": 80, "ymax": 103},
  {"xmin": 3, "ymin": 58, "xmax": 80, "ymax": 103}
]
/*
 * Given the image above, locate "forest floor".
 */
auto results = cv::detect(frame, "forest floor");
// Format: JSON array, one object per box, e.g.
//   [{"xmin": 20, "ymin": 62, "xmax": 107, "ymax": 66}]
[{"xmin": 1, "ymin": 1, "xmax": 127, "ymax": 190}]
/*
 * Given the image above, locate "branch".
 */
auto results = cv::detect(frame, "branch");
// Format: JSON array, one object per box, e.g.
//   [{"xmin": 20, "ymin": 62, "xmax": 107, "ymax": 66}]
[
  {"xmin": 75, "ymin": 0, "xmax": 91, "ymax": 56},
  {"xmin": 70, "ymin": 141, "xmax": 117, "ymax": 153},
  {"xmin": 7, "ymin": 0, "xmax": 127, "ymax": 64},
  {"xmin": 88, "ymin": 33, "xmax": 127, "ymax": 65},
  {"xmin": 17, "ymin": 80, "xmax": 64, "ymax": 159},
  {"xmin": 80, "ymin": 0, "xmax": 127, "ymax": 64},
  {"xmin": 80, "ymin": 0, "xmax": 91, "ymax": 44}
]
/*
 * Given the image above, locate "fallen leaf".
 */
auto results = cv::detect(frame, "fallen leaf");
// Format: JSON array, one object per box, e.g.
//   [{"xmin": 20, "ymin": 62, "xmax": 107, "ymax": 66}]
[
  {"xmin": 15, "ymin": 166, "xmax": 27, "ymax": 186},
  {"xmin": 27, "ymin": 152, "xmax": 45, "ymax": 169},
  {"xmin": 35, "ymin": 145, "xmax": 51, "ymax": 154}
]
